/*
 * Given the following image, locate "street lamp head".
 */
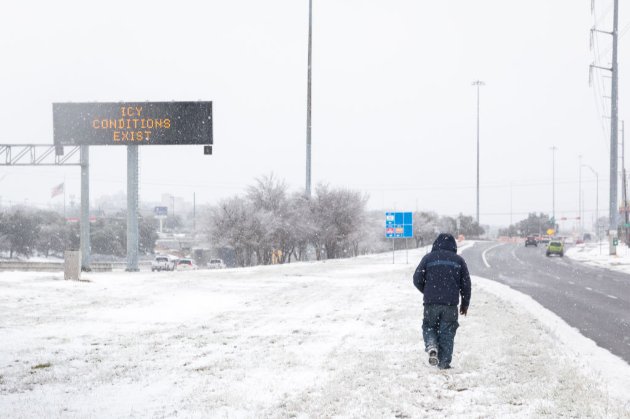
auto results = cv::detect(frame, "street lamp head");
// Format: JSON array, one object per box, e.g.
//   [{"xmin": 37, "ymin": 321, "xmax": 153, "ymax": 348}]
[
  {"xmin": 581, "ymin": 164, "xmax": 598, "ymax": 177},
  {"xmin": 472, "ymin": 80, "xmax": 485, "ymax": 86}
]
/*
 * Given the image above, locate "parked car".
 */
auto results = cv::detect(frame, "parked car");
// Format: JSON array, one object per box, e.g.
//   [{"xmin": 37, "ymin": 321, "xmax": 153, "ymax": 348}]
[
  {"xmin": 207, "ymin": 259, "xmax": 226, "ymax": 269},
  {"xmin": 151, "ymin": 255, "xmax": 175, "ymax": 272},
  {"xmin": 525, "ymin": 236, "xmax": 538, "ymax": 247},
  {"xmin": 175, "ymin": 258, "xmax": 197, "ymax": 270},
  {"xmin": 546, "ymin": 241, "xmax": 564, "ymax": 257}
]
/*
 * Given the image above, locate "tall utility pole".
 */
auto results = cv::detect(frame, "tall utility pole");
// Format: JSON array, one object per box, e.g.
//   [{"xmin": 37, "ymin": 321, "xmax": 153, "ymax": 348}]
[
  {"xmin": 622, "ymin": 121, "xmax": 628, "ymax": 243},
  {"xmin": 590, "ymin": 0, "xmax": 619, "ymax": 254},
  {"xmin": 551, "ymin": 146, "xmax": 558, "ymax": 226},
  {"xmin": 611, "ymin": 0, "xmax": 620, "ymax": 242},
  {"xmin": 305, "ymin": 0, "xmax": 313, "ymax": 198},
  {"xmin": 472, "ymin": 80, "xmax": 485, "ymax": 224}
]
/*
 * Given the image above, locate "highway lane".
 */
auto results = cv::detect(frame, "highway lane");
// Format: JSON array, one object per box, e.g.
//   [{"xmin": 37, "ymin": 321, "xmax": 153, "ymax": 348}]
[{"xmin": 461, "ymin": 241, "xmax": 630, "ymax": 363}]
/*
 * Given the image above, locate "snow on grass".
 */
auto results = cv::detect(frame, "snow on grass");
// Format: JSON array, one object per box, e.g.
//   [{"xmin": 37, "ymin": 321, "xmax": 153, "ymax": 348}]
[
  {"xmin": 566, "ymin": 241, "xmax": 630, "ymax": 275},
  {"xmin": 1, "ymin": 248, "xmax": 629, "ymax": 418}
]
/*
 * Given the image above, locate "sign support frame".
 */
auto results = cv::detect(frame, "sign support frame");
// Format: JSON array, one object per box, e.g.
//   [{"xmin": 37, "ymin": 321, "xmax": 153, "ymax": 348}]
[
  {"xmin": 80, "ymin": 146, "xmax": 90, "ymax": 271},
  {"xmin": 126, "ymin": 145, "xmax": 139, "ymax": 271}
]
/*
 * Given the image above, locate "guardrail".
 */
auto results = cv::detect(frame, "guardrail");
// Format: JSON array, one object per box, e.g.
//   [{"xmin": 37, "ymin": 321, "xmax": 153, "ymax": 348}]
[
  {"xmin": 0, "ymin": 260, "xmax": 159, "ymax": 273},
  {"xmin": 0, "ymin": 261, "xmax": 124, "ymax": 272}
]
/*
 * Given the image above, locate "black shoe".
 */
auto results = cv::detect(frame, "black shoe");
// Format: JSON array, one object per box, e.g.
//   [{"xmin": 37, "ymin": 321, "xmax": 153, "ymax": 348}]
[{"xmin": 427, "ymin": 347, "xmax": 438, "ymax": 366}]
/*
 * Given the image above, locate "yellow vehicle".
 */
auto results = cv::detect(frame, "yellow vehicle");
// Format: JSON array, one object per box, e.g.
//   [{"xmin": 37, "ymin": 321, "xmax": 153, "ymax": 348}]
[{"xmin": 546, "ymin": 241, "xmax": 564, "ymax": 257}]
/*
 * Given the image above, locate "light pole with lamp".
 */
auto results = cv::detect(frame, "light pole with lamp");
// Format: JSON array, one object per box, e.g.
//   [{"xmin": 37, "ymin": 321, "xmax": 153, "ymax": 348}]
[
  {"xmin": 305, "ymin": 0, "xmax": 313, "ymax": 198},
  {"xmin": 578, "ymin": 155, "xmax": 582, "ymax": 235},
  {"xmin": 550, "ymin": 146, "xmax": 558, "ymax": 229},
  {"xmin": 472, "ymin": 80, "xmax": 485, "ymax": 225},
  {"xmin": 582, "ymin": 164, "xmax": 600, "ymax": 253}
]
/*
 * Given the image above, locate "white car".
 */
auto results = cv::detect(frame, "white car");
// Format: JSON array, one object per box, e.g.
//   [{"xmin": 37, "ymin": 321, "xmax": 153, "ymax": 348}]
[
  {"xmin": 151, "ymin": 256, "xmax": 175, "ymax": 272},
  {"xmin": 207, "ymin": 259, "xmax": 226, "ymax": 269},
  {"xmin": 175, "ymin": 258, "xmax": 197, "ymax": 270}
]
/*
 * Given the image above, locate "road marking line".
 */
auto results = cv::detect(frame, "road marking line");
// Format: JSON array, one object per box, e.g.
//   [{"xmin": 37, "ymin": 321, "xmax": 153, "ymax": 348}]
[
  {"xmin": 482, "ymin": 243, "xmax": 505, "ymax": 268},
  {"xmin": 585, "ymin": 287, "xmax": 593, "ymax": 291},
  {"xmin": 568, "ymin": 281, "xmax": 575, "ymax": 285},
  {"xmin": 607, "ymin": 294, "xmax": 618, "ymax": 300},
  {"xmin": 510, "ymin": 248, "xmax": 525, "ymax": 265}
]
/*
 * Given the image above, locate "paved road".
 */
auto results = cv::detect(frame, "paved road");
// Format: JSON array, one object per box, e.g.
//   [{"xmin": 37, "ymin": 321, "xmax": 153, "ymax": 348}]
[{"xmin": 461, "ymin": 242, "xmax": 630, "ymax": 363}]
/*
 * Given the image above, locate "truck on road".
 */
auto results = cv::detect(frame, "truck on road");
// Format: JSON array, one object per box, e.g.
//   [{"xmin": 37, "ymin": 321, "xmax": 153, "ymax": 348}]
[{"xmin": 151, "ymin": 255, "xmax": 176, "ymax": 272}]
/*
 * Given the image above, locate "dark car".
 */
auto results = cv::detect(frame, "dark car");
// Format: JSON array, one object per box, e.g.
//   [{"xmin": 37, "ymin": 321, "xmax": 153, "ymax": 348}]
[{"xmin": 525, "ymin": 236, "xmax": 538, "ymax": 247}]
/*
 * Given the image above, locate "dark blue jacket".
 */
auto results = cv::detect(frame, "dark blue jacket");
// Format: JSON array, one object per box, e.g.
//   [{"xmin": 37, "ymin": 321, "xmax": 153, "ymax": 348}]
[{"xmin": 413, "ymin": 234, "xmax": 471, "ymax": 308}]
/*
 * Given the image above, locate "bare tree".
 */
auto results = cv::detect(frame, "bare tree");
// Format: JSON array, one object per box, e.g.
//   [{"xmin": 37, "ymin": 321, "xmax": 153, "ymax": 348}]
[
  {"xmin": 413, "ymin": 211, "xmax": 439, "ymax": 247},
  {"xmin": 205, "ymin": 176, "xmax": 370, "ymax": 266},
  {"xmin": 207, "ymin": 196, "xmax": 256, "ymax": 267},
  {"xmin": 311, "ymin": 184, "xmax": 368, "ymax": 259}
]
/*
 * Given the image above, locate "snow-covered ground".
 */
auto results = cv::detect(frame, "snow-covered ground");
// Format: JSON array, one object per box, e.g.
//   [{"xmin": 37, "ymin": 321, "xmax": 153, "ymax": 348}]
[
  {"xmin": 566, "ymin": 241, "xmax": 630, "ymax": 275},
  {"xmin": 1, "ymin": 246, "xmax": 630, "ymax": 418}
]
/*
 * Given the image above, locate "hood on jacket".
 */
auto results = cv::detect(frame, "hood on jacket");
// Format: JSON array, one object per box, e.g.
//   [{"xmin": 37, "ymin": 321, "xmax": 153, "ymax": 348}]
[{"xmin": 431, "ymin": 233, "xmax": 458, "ymax": 253}]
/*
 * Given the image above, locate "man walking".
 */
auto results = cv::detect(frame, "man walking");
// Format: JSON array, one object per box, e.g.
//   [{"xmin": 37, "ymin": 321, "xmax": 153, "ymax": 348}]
[{"xmin": 413, "ymin": 233, "xmax": 471, "ymax": 369}]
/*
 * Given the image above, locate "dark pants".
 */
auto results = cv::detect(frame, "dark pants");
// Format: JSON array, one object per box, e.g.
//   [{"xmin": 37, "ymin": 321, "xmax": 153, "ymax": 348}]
[{"xmin": 422, "ymin": 304, "xmax": 459, "ymax": 368}]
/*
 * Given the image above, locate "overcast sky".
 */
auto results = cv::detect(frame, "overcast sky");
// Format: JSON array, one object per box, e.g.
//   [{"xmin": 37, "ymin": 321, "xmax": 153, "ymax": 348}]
[{"xmin": 0, "ymin": 0, "xmax": 625, "ymax": 229}]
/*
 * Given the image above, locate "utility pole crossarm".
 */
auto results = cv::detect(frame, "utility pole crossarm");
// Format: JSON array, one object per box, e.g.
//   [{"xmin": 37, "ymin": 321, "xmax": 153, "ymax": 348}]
[
  {"xmin": 591, "ymin": 27, "xmax": 614, "ymax": 36},
  {"xmin": 590, "ymin": 64, "xmax": 613, "ymax": 72}
]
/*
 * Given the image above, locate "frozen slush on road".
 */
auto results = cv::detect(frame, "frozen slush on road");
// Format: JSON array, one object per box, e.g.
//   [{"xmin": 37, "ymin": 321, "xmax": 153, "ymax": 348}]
[{"xmin": 1, "ymin": 249, "xmax": 629, "ymax": 417}]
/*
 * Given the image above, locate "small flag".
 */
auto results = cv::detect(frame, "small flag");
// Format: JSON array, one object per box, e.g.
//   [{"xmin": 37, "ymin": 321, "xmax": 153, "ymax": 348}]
[{"xmin": 51, "ymin": 183, "xmax": 64, "ymax": 198}]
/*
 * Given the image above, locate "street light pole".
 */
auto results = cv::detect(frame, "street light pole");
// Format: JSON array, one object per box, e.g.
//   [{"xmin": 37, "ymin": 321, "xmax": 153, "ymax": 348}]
[
  {"xmin": 582, "ymin": 164, "xmax": 599, "ymax": 250},
  {"xmin": 472, "ymin": 80, "xmax": 485, "ymax": 225},
  {"xmin": 579, "ymin": 154, "xmax": 582, "ymax": 235},
  {"xmin": 305, "ymin": 0, "xmax": 313, "ymax": 198},
  {"xmin": 551, "ymin": 146, "xmax": 558, "ymax": 226}
]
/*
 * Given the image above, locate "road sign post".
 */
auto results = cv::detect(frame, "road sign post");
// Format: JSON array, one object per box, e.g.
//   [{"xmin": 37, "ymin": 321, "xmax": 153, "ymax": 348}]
[
  {"xmin": 386, "ymin": 212, "xmax": 413, "ymax": 264},
  {"xmin": 154, "ymin": 206, "xmax": 168, "ymax": 233}
]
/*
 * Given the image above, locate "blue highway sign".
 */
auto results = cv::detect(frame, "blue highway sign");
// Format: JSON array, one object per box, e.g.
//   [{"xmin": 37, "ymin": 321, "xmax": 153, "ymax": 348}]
[{"xmin": 385, "ymin": 212, "xmax": 413, "ymax": 238}]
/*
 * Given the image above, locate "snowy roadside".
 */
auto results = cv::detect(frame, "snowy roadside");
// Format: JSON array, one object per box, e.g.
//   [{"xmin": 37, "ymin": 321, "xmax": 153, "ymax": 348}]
[
  {"xmin": 1, "ymin": 247, "xmax": 629, "ymax": 418},
  {"xmin": 566, "ymin": 241, "xmax": 630, "ymax": 275}
]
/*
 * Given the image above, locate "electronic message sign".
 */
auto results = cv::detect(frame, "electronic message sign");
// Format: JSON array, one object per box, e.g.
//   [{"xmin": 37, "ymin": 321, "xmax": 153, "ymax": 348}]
[
  {"xmin": 53, "ymin": 101, "xmax": 212, "ymax": 146},
  {"xmin": 385, "ymin": 212, "xmax": 413, "ymax": 238}
]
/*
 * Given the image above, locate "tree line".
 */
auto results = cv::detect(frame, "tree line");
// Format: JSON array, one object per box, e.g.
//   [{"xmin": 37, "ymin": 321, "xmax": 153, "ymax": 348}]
[
  {"xmin": 498, "ymin": 212, "xmax": 554, "ymax": 237},
  {"xmin": 204, "ymin": 174, "xmax": 485, "ymax": 267},
  {"xmin": 0, "ymin": 208, "xmax": 158, "ymax": 259},
  {"xmin": 0, "ymin": 179, "xmax": 484, "ymax": 263},
  {"xmin": 411, "ymin": 211, "xmax": 485, "ymax": 247},
  {"xmin": 204, "ymin": 175, "xmax": 369, "ymax": 266}
]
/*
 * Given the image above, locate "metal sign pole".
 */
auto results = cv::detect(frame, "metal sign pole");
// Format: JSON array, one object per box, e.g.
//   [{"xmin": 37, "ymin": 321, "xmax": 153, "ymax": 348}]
[
  {"xmin": 406, "ymin": 238, "xmax": 408, "ymax": 264},
  {"xmin": 80, "ymin": 145, "xmax": 91, "ymax": 271},
  {"xmin": 126, "ymin": 145, "xmax": 139, "ymax": 271},
  {"xmin": 392, "ymin": 238, "xmax": 395, "ymax": 264}
]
